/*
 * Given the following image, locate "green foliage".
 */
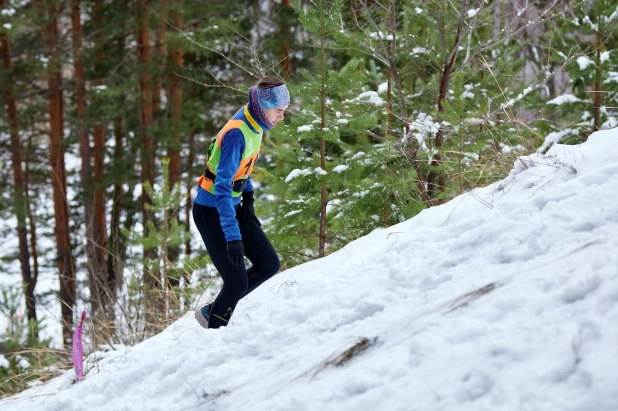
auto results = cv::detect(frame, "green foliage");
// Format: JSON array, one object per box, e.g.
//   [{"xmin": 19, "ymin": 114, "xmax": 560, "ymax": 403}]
[
  {"xmin": 265, "ymin": 57, "xmax": 380, "ymax": 266},
  {"xmin": 261, "ymin": 0, "xmax": 553, "ymax": 268},
  {"xmin": 121, "ymin": 159, "xmax": 209, "ymax": 334},
  {"xmin": 537, "ymin": 0, "xmax": 618, "ymax": 148},
  {"xmin": 0, "ymin": 285, "xmax": 55, "ymax": 396},
  {"xmin": 264, "ymin": 0, "xmax": 425, "ymax": 268}
]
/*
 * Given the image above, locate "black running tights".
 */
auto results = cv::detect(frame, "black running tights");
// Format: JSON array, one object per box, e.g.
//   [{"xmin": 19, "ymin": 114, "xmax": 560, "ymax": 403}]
[{"xmin": 192, "ymin": 202, "xmax": 280, "ymax": 328}]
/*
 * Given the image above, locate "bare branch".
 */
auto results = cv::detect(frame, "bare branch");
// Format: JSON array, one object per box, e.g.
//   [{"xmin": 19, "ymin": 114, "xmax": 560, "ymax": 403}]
[
  {"xmin": 457, "ymin": 0, "xmax": 566, "ymax": 72},
  {"xmin": 436, "ymin": 4, "xmax": 447, "ymax": 65},
  {"xmin": 358, "ymin": 0, "xmax": 392, "ymax": 63},
  {"xmin": 445, "ymin": 0, "xmax": 471, "ymax": 70},
  {"xmin": 164, "ymin": 16, "xmax": 259, "ymax": 79},
  {"xmin": 462, "ymin": 0, "xmax": 486, "ymax": 72}
]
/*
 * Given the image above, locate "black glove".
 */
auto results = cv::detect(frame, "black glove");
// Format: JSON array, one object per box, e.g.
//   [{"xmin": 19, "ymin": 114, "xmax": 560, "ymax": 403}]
[
  {"xmin": 227, "ymin": 240, "xmax": 244, "ymax": 267},
  {"xmin": 239, "ymin": 191, "xmax": 261, "ymax": 226}
]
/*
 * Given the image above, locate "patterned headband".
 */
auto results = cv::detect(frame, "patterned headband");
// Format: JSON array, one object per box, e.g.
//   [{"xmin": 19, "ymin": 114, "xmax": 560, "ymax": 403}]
[
  {"xmin": 257, "ymin": 84, "xmax": 290, "ymax": 110},
  {"xmin": 248, "ymin": 84, "xmax": 290, "ymax": 129}
]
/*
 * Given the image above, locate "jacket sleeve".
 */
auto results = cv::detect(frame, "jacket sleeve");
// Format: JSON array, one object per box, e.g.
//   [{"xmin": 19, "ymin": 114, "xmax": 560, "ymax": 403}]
[{"xmin": 214, "ymin": 129, "xmax": 245, "ymax": 242}]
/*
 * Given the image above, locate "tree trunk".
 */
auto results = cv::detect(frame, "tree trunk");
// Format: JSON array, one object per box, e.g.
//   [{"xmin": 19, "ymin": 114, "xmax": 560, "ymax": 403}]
[
  {"xmin": 153, "ymin": 0, "xmax": 167, "ymax": 113},
  {"xmin": 280, "ymin": 0, "xmax": 292, "ymax": 77},
  {"xmin": 167, "ymin": 5, "xmax": 183, "ymax": 194},
  {"xmin": 90, "ymin": 0, "xmax": 110, "ymax": 342},
  {"xmin": 185, "ymin": 50, "xmax": 198, "ymax": 260},
  {"xmin": 136, "ymin": 0, "xmax": 159, "ymax": 332},
  {"xmin": 427, "ymin": 65, "xmax": 449, "ymax": 200},
  {"xmin": 374, "ymin": 0, "xmax": 429, "ymax": 204},
  {"xmin": 108, "ymin": 114, "xmax": 124, "ymax": 291},
  {"xmin": 419, "ymin": 24, "xmax": 426, "ymax": 80},
  {"xmin": 107, "ymin": 1, "xmax": 127, "ymax": 318},
  {"xmin": 406, "ymin": 5, "xmax": 414, "ymax": 94},
  {"xmin": 93, "ymin": 0, "xmax": 107, "ymax": 277},
  {"xmin": 318, "ymin": 6, "xmax": 327, "ymax": 258},
  {"xmin": 592, "ymin": 30, "xmax": 602, "ymax": 133},
  {"xmin": 25, "ymin": 168, "xmax": 39, "ymax": 325},
  {"xmin": 427, "ymin": 0, "xmax": 470, "ymax": 202},
  {"xmin": 137, "ymin": 0, "xmax": 155, "ymax": 225},
  {"xmin": 383, "ymin": 0, "xmax": 393, "ymax": 226},
  {"xmin": 167, "ymin": 3, "xmax": 183, "ymax": 291},
  {"xmin": 1, "ymin": 13, "xmax": 37, "ymax": 333},
  {"xmin": 43, "ymin": 0, "xmax": 76, "ymax": 348},
  {"xmin": 493, "ymin": 0, "xmax": 501, "ymax": 38},
  {"xmin": 185, "ymin": 126, "xmax": 195, "ymax": 259},
  {"xmin": 70, "ymin": 0, "xmax": 97, "ymax": 294},
  {"xmin": 25, "ymin": 134, "xmax": 40, "ymax": 323}
]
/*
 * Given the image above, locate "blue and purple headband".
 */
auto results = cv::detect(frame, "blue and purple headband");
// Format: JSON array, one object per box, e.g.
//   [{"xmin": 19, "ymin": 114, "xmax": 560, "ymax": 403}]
[{"xmin": 248, "ymin": 84, "xmax": 290, "ymax": 129}]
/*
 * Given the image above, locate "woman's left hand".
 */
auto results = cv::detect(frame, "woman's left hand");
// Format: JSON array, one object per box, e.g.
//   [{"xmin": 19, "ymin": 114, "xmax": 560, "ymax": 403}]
[{"xmin": 240, "ymin": 191, "xmax": 261, "ymax": 226}]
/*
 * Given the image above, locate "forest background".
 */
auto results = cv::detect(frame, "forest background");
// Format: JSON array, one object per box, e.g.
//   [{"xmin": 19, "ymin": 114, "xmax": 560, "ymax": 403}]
[{"xmin": 0, "ymin": 0, "xmax": 616, "ymax": 395}]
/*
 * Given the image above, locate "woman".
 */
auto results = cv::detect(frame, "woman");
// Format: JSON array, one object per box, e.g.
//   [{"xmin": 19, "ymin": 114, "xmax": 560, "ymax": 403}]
[{"xmin": 193, "ymin": 76, "xmax": 289, "ymax": 329}]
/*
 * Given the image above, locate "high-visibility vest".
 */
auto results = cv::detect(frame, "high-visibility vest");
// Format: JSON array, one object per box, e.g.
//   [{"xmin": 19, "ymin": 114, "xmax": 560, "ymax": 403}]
[{"xmin": 197, "ymin": 106, "xmax": 262, "ymax": 197}]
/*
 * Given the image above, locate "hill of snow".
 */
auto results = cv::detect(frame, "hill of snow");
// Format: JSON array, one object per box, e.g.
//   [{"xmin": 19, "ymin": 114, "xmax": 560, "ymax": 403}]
[{"xmin": 2, "ymin": 129, "xmax": 618, "ymax": 411}]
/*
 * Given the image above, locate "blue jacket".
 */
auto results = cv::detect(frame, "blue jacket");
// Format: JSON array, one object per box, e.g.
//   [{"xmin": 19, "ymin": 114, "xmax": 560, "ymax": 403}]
[{"xmin": 194, "ymin": 104, "xmax": 269, "ymax": 242}]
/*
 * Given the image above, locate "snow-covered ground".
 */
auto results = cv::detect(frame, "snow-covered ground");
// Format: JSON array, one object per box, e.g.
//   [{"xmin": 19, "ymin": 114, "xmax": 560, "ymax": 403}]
[{"xmin": 2, "ymin": 129, "xmax": 618, "ymax": 410}]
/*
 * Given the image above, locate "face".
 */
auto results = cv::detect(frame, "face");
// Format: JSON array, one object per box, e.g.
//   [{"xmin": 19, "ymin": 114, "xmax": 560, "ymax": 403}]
[{"xmin": 263, "ymin": 106, "xmax": 288, "ymax": 126}]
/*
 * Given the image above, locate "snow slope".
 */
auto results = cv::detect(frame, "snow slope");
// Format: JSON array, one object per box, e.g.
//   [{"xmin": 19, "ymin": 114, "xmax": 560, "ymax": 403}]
[{"xmin": 2, "ymin": 129, "xmax": 618, "ymax": 411}]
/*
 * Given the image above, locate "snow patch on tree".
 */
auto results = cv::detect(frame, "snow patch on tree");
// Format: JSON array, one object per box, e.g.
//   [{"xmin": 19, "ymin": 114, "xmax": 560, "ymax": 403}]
[
  {"xmin": 283, "ymin": 209, "xmax": 303, "ymax": 218},
  {"xmin": 313, "ymin": 167, "xmax": 327, "ymax": 176},
  {"xmin": 581, "ymin": 15, "xmax": 598, "ymax": 32},
  {"xmin": 577, "ymin": 56, "xmax": 595, "ymax": 70},
  {"xmin": 546, "ymin": 94, "xmax": 584, "ymax": 105},
  {"xmin": 284, "ymin": 168, "xmax": 312, "ymax": 183},
  {"xmin": 297, "ymin": 125, "xmax": 313, "ymax": 132},
  {"xmin": 410, "ymin": 47, "xmax": 430, "ymax": 56},
  {"xmin": 1, "ymin": 8, "xmax": 16, "ymax": 16},
  {"xmin": 605, "ymin": 71, "xmax": 618, "ymax": 84},
  {"xmin": 408, "ymin": 112, "xmax": 439, "ymax": 150},
  {"xmin": 501, "ymin": 86, "xmax": 533, "ymax": 109},
  {"xmin": 369, "ymin": 32, "xmax": 393, "ymax": 41},
  {"xmin": 346, "ymin": 91, "xmax": 385, "ymax": 107}
]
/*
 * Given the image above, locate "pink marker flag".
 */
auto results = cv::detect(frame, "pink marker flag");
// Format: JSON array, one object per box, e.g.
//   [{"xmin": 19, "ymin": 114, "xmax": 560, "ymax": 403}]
[{"xmin": 73, "ymin": 310, "xmax": 87, "ymax": 381}]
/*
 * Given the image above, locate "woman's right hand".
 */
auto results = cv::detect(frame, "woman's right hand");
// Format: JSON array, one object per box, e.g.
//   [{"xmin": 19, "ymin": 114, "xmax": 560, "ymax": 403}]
[{"xmin": 227, "ymin": 240, "xmax": 244, "ymax": 266}]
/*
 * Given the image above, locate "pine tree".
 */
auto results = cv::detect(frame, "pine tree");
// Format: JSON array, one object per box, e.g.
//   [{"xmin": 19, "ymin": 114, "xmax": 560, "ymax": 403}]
[
  {"xmin": 0, "ymin": 284, "xmax": 53, "ymax": 395},
  {"xmin": 266, "ymin": 0, "xmax": 393, "ymax": 267},
  {"xmin": 122, "ymin": 159, "xmax": 208, "ymax": 336},
  {"xmin": 538, "ymin": 1, "xmax": 618, "ymax": 150}
]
